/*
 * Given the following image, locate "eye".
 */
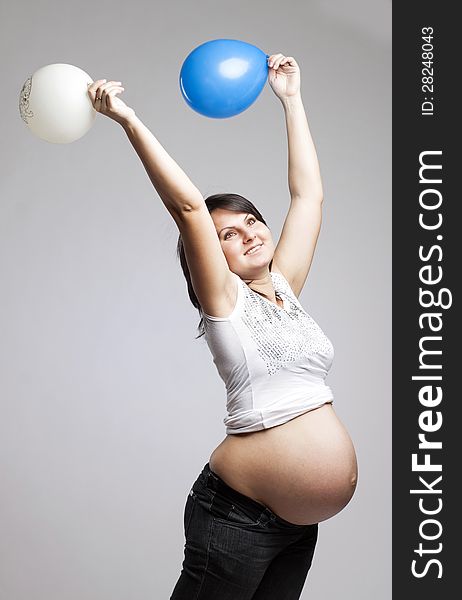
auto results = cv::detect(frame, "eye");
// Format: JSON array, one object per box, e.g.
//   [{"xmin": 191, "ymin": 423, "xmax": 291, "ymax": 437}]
[
  {"xmin": 247, "ymin": 218, "xmax": 256, "ymax": 226},
  {"xmin": 224, "ymin": 230, "xmax": 236, "ymax": 240}
]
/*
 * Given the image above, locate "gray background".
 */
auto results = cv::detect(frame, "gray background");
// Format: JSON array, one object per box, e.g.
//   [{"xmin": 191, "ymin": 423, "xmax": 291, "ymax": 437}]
[{"xmin": 0, "ymin": 0, "xmax": 391, "ymax": 598}]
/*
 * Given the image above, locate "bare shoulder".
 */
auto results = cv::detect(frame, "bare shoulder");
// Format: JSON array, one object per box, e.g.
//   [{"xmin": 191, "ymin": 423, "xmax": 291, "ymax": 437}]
[
  {"xmin": 202, "ymin": 271, "xmax": 241, "ymax": 319},
  {"xmin": 175, "ymin": 205, "xmax": 238, "ymax": 317},
  {"xmin": 270, "ymin": 262, "xmax": 302, "ymax": 297}
]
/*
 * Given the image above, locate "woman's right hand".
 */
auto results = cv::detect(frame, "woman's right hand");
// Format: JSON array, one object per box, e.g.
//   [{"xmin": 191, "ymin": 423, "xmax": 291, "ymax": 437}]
[{"xmin": 87, "ymin": 79, "xmax": 135, "ymax": 125}]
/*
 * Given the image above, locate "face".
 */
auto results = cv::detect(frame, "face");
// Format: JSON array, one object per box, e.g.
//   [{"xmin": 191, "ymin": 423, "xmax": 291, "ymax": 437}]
[{"xmin": 210, "ymin": 208, "xmax": 275, "ymax": 279}]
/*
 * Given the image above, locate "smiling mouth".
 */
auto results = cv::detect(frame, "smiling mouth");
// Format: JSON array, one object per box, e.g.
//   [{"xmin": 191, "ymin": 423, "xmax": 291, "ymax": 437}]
[{"xmin": 244, "ymin": 243, "xmax": 263, "ymax": 255}]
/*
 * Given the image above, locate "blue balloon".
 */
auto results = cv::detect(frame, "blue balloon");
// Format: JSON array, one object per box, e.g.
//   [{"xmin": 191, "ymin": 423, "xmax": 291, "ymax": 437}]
[{"xmin": 180, "ymin": 39, "xmax": 268, "ymax": 119}]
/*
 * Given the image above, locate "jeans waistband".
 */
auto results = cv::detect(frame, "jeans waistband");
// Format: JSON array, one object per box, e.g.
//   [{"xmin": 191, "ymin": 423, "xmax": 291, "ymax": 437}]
[
  {"xmin": 200, "ymin": 463, "xmax": 269, "ymax": 518},
  {"xmin": 199, "ymin": 463, "xmax": 308, "ymax": 528}
]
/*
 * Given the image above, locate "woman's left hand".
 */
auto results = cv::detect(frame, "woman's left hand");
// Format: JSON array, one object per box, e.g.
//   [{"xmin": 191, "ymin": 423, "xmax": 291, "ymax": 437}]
[{"xmin": 267, "ymin": 53, "xmax": 301, "ymax": 100}]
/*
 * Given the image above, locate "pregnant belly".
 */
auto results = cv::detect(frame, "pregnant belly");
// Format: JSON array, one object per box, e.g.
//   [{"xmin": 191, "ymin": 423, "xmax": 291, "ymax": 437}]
[{"xmin": 209, "ymin": 403, "xmax": 358, "ymax": 525}]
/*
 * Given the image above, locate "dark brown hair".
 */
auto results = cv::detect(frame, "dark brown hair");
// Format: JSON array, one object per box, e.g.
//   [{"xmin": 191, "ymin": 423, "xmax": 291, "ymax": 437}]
[{"xmin": 176, "ymin": 193, "xmax": 269, "ymax": 337}]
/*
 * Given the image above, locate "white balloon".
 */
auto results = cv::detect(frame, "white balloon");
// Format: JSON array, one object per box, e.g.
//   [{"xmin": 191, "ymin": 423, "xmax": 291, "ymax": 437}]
[{"xmin": 19, "ymin": 63, "xmax": 96, "ymax": 144}]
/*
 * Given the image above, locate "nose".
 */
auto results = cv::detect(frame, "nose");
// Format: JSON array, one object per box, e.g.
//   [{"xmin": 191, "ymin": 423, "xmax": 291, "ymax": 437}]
[{"xmin": 244, "ymin": 234, "xmax": 257, "ymax": 244}]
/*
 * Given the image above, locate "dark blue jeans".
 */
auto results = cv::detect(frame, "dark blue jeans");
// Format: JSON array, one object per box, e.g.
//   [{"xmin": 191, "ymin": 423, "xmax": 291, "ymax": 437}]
[{"xmin": 170, "ymin": 463, "xmax": 318, "ymax": 600}]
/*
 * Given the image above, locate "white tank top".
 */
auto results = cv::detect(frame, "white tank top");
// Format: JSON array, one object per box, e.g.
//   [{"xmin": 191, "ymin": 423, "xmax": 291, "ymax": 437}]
[{"xmin": 203, "ymin": 271, "xmax": 334, "ymax": 434}]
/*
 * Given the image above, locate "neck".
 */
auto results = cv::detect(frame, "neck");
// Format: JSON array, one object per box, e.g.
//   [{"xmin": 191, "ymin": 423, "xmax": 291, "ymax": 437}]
[{"xmin": 244, "ymin": 271, "xmax": 277, "ymax": 301}]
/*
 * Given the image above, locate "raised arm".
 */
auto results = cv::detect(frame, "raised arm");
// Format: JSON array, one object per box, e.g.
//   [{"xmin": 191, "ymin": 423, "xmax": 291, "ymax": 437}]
[
  {"xmin": 268, "ymin": 56, "xmax": 324, "ymax": 296},
  {"xmin": 87, "ymin": 79, "xmax": 236, "ymax": 316}
]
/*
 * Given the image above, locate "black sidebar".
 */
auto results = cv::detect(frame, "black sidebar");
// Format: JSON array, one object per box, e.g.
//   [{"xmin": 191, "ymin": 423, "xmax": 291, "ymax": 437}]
[{"xmin": 393, "ymin": 3, "xmax": 459, "ymax": 598}]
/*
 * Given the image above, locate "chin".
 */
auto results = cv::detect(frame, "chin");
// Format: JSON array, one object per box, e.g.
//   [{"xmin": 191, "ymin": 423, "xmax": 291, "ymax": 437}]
[
  {"xmin": 255, "ymin": 252, "xmax": 273, "ymax": 269},
  {"xmin": 239, "ymin": 259, "xmax": 273, "ymax": 279}
]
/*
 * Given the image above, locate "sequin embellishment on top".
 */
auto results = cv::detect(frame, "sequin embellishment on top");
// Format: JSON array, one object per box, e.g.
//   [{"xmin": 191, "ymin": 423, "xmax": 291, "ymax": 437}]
[
  {"xmin": 241, "ymin": 272, "xmax": 333, "ymax": 375},
  {"xmin": 202, "ymin": 270, "xmax": 334, "ymax": 433}
]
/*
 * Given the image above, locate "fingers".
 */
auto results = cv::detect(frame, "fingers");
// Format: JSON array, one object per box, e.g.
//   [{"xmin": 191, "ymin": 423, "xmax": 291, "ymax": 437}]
[
  {"xmin": 267, "ymin": 53, "xmax": 298, "ymax": 70},
  {"xmin": 87, "ymin": 79, "xmax": 107, "ymax": 105},
  {"xmin": 101, "ymin": 84, "xmax": 124, "ymax": 111},
  {"xmin": 87, "ymin": 79, "xmax": 124, "ymax": 111},
  {"xmin": 267, "ymin": 53, "xmax": 283, "ymax": 70}
]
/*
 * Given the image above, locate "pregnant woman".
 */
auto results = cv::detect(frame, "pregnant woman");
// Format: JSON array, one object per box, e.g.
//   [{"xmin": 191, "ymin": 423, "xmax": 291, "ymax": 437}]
[{"xmin": 88, "ymin": 52, "xmax": 357, "ymax": 600}]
